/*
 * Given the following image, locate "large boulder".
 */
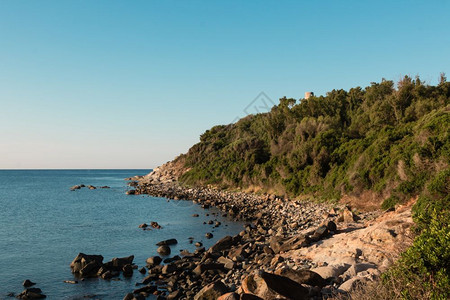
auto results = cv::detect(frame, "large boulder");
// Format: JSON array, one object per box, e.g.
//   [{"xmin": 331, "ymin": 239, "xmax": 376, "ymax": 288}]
[
  {"xmin": 271, "ymin": 234, "xmax": 310, "ymax": 254},
  {"xmin": 146, "ymin": 256, "xmax": 162, "ymax": 266},
  {"xmin": 156, "ymin": 238, "xmax": 178, "ymax": 246},
  {"xmin": 274, "ymin": 268, "xmax": 326, "ymax": 287},
  {"xmin": 217, "ymin": 293, "xmax": 240, "ymax": 300},
  {"xmin": 242, "ymin": 271, "xmax": 309, "ymax": 300},
  {"xmin": 338, "ymin": 277, "xmax": 367, "ymax": 292},
  {"xmin": 194, "ymin": 281, "xmax": 228, "ymax": 300},
  {"xmin": 157, "ymin": 245, "xmax": 171, "ymax": 256},
  {"xmin": 22, "ymin": 279, "xmax": 36, "ymax": 287},
  {"xmin": 310, "ymin": 263, "xmax": 351, "ymax": 279},
  {"xmin": 103, "ymin": 255, "xmax": 134, "ymax": 271},
  {"xmin": 193, "ymin": 263, "xmax": 224, "ymax": 276},
  {"xmin": 70, "ymin": 253, "xmax": 104, "ymax": 277},
  {"xmin": 240, "ymin": 294, "xmax": 264, "ymax": 300},
  {"xmin": 208, "ymin": 236, "xmax": 234, "ymax": 253},
  {"xmin": 16, "ymin": 288, "xmax": 46, "ymax": 299}
]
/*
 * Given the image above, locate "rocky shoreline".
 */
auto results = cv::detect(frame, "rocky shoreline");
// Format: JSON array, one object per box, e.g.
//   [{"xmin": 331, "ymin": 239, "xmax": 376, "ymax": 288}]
[{"xmin": 98, "ymin": 166, "xmax": 414, "ymax": 300}]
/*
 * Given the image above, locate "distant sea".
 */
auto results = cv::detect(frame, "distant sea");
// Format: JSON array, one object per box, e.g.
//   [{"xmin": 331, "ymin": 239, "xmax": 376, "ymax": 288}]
[{"xmin": 0, "ymin": 170, "xmax": 244, "ymax": 299}]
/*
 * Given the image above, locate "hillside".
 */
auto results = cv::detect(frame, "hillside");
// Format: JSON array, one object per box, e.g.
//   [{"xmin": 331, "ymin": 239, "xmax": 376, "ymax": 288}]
[
  {"xmin": 140, "ymin": 75, "xmax": 449, "ymax": 299},
  {"xmin": 174, "ymin": 76, "xmax": 449, "ymax": 212},
  {"xmin": 162, "ymin": 76, "xmax": 449, "ymax": 298}
]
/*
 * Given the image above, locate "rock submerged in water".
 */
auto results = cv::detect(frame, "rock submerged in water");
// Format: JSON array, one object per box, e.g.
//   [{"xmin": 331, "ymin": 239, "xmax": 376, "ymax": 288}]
[
  {"xmin": 70, "ymin": 253, "xmax": 104, "ymax": 277},
  {"xmin": 157, "ymin": 245, "xmax": 171, "ymax": 256},
  {"xmin": 70, "ymin": 253, "xmax": 135, "ymax": 280},
  {"xmin": 22, "ymin": 279, "xmax": 36, "ymax": 287},
  {"xmin": 146, "ymin": 256, "xmax": 162, "ymax": 266},
  {"xmin": 16, "ymin": 287, "xmax": 46, "ymax": 299},
  {"xmin": 126, "ymin": 190, "xmax": 136, "ymax": 195},
  {"xmin": 194, "ymin": 280, "xmax": 228, "ymax": 300},
  {"xmin": 150, "ymin": 221, "xmax": 161, "ymax": 229},
  {"xmin": 156, "ymin": 238, "xmax": 177, "ymax": 246},
  {"xmin": 70, "ymin": 185, "xmax": 82, "ymax": 191}
]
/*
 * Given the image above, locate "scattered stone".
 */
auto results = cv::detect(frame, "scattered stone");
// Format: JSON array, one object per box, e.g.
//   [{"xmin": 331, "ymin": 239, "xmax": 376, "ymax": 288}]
[
  {"xmin": 70, "ymin": 185, "xmax": 81, "ymax": 191},
  {"xmin": 150, "ymin": 221, "xmax": 162, "ymax": 229}
]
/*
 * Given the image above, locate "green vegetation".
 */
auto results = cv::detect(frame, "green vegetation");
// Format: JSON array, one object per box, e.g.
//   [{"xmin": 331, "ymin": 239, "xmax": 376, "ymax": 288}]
[
  {"xmin": 178, "ymin": 75, "xmax": 449, "ymax": 205},
  {"xmin": 382, "ymin": 169, "xmax": 450, "ymax": 299},
  {"xmin": 174, "ymin": 75, "xmax": 449, "ymax": 299}
]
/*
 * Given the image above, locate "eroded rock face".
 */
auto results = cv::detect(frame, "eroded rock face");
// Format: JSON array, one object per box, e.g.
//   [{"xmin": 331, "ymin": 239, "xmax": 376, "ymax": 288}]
[{"xmin": 294, "ymin": 205, "xmax": 414, "ymax": 270}]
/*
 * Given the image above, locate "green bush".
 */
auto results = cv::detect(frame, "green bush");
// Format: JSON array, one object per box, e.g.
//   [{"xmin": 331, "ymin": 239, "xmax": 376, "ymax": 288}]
[
  {"xmin": 178, "ymin": 76, "xmax": 449, "ymax": 203},
  {"xmin": 383, "ymin": 210, "xmax": 450, "ymax": 299}
]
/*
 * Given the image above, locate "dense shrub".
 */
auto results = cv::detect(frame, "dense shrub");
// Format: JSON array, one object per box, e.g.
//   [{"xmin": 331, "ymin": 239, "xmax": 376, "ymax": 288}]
[
  {"xmin": 177, "ymin": 76, "xmax": 449, "ymax": 206},
  {"xmin": 381, "ymin": 210, "xmax": 449, "ymax": 299},
  {"xmin": 174, "ymin": 75, "xmax": 450, "ymax": 299}
]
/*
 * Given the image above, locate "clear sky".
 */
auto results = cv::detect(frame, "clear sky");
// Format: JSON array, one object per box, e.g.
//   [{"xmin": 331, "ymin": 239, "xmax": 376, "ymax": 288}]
[{"xmin": 0, "ymin": 0, "xmax": 449, "ymax": 169}]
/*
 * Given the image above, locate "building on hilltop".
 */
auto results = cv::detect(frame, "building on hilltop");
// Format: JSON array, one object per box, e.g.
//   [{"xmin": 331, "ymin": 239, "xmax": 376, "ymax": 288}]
[{"xmin": 304, "ymin": 92, "xmax": 314, "ymax": 99}]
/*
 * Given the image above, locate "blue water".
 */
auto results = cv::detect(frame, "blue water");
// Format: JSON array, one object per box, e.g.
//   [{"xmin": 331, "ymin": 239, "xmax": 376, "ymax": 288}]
[{"xmin": 0, "ymin": 170, "xmax": 244, "ymax": 299}]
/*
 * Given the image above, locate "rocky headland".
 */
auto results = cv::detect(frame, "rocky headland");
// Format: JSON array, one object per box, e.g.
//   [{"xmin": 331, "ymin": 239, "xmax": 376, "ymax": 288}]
[{"xmin": 104, "ymin": 162, "xmax": 416, "ymax": 300}]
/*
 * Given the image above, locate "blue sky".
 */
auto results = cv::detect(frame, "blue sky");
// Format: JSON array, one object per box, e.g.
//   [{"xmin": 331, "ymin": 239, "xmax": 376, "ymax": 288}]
[{"xmin": 0, "ymin": 0, "xmax": 449, "ymax": 169}]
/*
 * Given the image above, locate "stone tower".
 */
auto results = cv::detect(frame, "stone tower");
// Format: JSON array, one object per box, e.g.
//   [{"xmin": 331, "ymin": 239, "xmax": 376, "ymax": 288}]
[{"xmin": 304, "ymin": 92, "xmax": 314, "ymax": 99}]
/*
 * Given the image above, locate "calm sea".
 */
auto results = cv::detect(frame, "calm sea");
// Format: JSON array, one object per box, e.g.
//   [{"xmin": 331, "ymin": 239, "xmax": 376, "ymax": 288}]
[{"xmin": 0, "ymin": 170, "xmax": 244, "ymax": 299}]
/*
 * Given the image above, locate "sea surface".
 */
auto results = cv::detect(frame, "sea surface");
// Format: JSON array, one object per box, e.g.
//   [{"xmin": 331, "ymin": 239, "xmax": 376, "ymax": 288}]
[{"xmin": 0, "ymin": 170, "xmax": 244, "ymax": 299}]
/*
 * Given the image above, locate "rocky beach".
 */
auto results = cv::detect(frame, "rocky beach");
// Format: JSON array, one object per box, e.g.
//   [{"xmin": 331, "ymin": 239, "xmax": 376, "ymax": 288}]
[{"xmin": 88, "ymin": 162, "xmax": 416, "ymax": 300}]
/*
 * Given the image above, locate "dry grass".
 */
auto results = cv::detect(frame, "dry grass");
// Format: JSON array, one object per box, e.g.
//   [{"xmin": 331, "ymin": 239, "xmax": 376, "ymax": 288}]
[
  {"xmin": 339, "ymin": 190, "xmax": 384, "ymax": 211},
  {"xmin": 329, "ymin": 274, "xmax": 435, "ymax": 300}
]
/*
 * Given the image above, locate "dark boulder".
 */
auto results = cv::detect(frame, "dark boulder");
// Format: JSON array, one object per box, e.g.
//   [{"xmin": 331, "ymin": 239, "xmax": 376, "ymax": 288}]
[
  {"xmin": 208, "ymin": 236, "xmax": 233, "ymax": 253},
  {"xmin": 146, "ymin": 256, "xmax": 162, "ymax": 266},
  {"xmin": 156, "ymin": 238, "xmax": 178, "ymax": 246},
  {"xmin": 16, "ymin": 288, "xmax": 46, "ymax": 299},
  {"xmin": 70, "ymin": 253, "xmax": 104, "ymax": 277},
  {"xmin": 22, "ymin": 279, "xmax": 36, "ymax": 287},
  {"xmin": 274, "ymin": 268, "xmax": 326, "ymax": 287},
  {"xmin": 260, "ymin": 271, "xmax": 309, "ymax": 300},
  {"xmin": 193, "ymin": 280, "xmax": 228, "ymax": 300},
  {"xmin": 103, "ymin": 255, "xmax": 134, "ymax": 271},
  {"xmin": 122, "ymin": 264, "xmax": 133, "ymax": 277},
  {"xmin": 157, "ymin": 245, "xmax": 171, "ymax": 256}
]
